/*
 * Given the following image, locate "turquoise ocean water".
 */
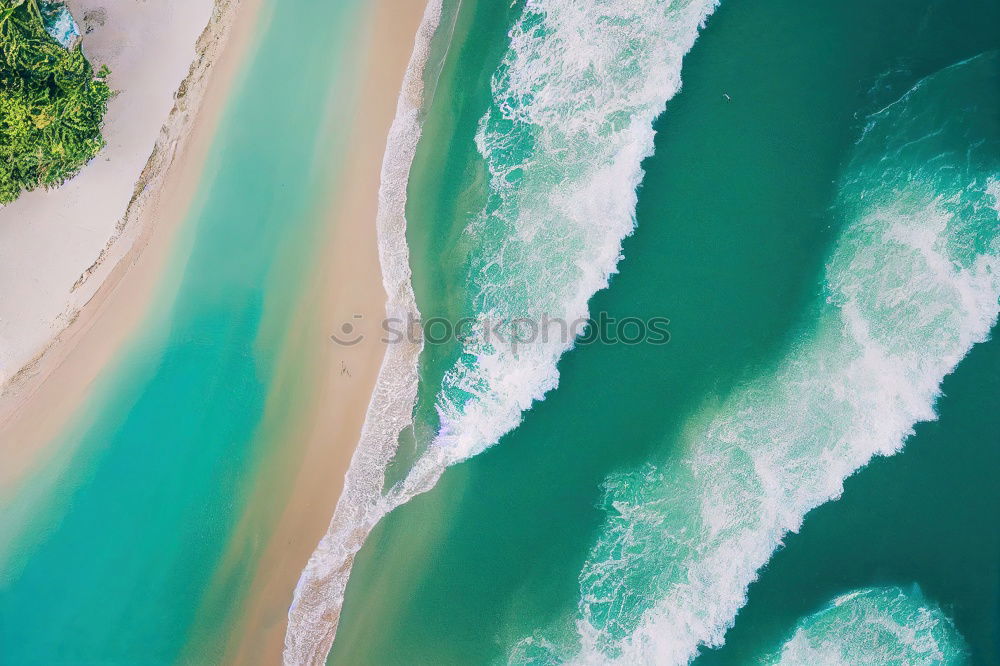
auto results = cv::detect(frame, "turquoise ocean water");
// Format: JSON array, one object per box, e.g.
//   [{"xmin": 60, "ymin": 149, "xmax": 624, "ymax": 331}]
[
  {"xmin": 0, "ymin": 0, "xmax": 366, "ymax": 662},
  {"xmin": 326, "ymin": 0, "xmax": 1000, "ymax": 664}
]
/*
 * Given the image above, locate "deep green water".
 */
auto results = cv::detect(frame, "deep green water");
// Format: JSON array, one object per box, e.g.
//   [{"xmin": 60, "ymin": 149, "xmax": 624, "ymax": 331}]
[
  {"xmin": 331, "ymin": 0, "xmax": 999, "ymax": 664},
  {"xmin": 0, "ymin": 0, "xmax": 365, "ymax": 662}
]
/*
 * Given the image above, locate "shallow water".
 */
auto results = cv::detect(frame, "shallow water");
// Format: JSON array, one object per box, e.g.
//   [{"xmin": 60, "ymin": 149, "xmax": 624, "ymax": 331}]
[{"xmin": 0, "ymin": 0, "xmax": 366, "ymax": 661}]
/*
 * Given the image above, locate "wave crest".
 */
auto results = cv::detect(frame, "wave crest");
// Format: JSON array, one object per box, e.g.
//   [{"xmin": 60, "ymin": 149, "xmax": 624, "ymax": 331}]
[
  {"xmin": 512, "ymin": 52, "xmax": 1000, "ymax": 666},
  {"xmin": 433, "ymin": 0, "xmax": 719, "ymax": 464},
  {"xmin": 764, "ymin": 586, "xmax": 968, "ymax": 665}
]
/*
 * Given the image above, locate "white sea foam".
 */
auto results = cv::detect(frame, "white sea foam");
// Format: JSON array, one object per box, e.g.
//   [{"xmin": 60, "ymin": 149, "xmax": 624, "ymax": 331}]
[
  {"xmin": 511, "ymin": 54, "xmax": 1000, "ymax": 665},
  {"xmin": 429, "ymin": 0, "xmax": 719, "ymax": 467},
  {"xmin": 764, "ymin": 586, "xmax": 968, "ymax": 665}
]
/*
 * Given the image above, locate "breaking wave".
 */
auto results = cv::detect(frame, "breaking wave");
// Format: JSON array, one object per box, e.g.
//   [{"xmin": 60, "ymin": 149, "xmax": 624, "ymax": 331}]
[
  {"xmin": 763, "ymin": 586, "xmax": 967, "ymax": 665},
  {"xmin": 427, "ymin": 0, "xmax": 719, "ymax": 468},
  {"xmin": 511, "ymin": 52, "xmax": 1000, "ymax": 665}
]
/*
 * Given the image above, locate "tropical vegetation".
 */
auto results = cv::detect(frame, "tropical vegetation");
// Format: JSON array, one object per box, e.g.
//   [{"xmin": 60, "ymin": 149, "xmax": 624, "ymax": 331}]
[{"xmin": 1, "ymin": 0, "xmax": 110, "ymax": 204}]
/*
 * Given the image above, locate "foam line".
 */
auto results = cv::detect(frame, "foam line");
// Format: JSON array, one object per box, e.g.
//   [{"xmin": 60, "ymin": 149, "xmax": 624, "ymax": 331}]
[
  {"xmin": 764, "ymin": 586, "xmax": 967, "ymax": 665},
  {"xmin": 511, "ymin": 52, "xmax": 1000, "ymax": 665},
  {"xmin": 427, "ymin": 0, "xmax": 720, "ymax": 466}
]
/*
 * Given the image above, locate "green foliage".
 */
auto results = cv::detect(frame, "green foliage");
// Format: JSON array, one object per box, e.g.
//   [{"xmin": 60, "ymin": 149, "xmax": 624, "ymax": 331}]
[{"xmin": 0, "ymin": 0, "xmax": 111, "ymax": 204}]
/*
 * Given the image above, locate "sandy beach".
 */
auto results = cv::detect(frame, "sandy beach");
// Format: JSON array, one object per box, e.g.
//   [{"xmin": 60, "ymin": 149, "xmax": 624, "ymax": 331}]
[
  {"xmin": 0, "ymin": 0, "xmax": 263, "ymax": 489},
  {"xmin": 195, "ymin": 1, "xmax": 430, "ymax": 662},
  {"xmin": 1, "ymin": 0, "xmax": 429, "ymax": 660},
  {"xmin": 0, "ymin": 0, "xmax": 214, "ymax": 385}
]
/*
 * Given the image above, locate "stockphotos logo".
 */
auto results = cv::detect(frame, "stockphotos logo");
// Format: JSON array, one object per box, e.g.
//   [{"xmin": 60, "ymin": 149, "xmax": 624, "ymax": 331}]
[
  {"xmin": 331, "ymin": 314, "xmax": 366, "ymax": 346},
  {"xmin": 331, "ymin": 313, "xmax": 670, "ymax": 348}
]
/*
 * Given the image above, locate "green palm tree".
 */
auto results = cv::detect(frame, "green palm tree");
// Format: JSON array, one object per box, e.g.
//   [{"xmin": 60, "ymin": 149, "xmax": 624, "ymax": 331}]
[{"xmin": 1, "ymin": 0, "xmax": 111, "ymax": 204}]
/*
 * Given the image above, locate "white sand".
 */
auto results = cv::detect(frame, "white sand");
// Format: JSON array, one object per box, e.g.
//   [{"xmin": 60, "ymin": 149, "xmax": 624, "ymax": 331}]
[{"xmin": 0, "ymin": 0, "xmax": 215, "ymax": 386}]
